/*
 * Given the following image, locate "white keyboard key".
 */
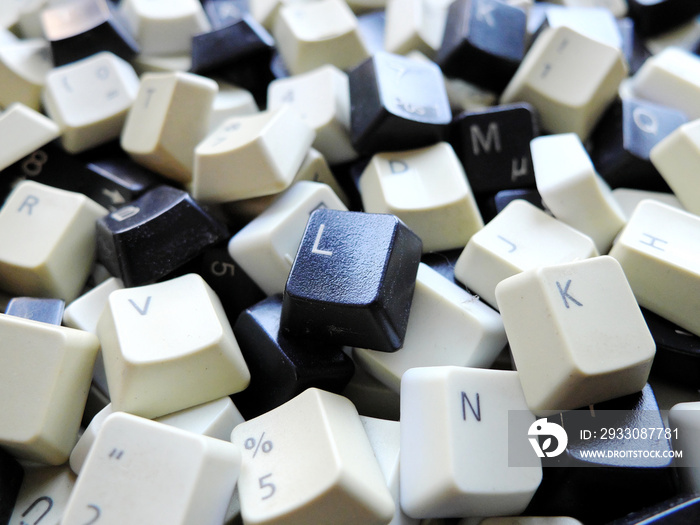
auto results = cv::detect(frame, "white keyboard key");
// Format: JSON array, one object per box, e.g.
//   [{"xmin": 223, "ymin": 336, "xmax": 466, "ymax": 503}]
[
  {"xmin": 42, "ymin": 51, "xmax": 140, "ymax": 153},
  {"xmin": 0, "ymin": 103, "xmax": 59, "ymax": 171},
  {"xmin": 231, "ymin": 388, "xmax": 395, "ymax": 525},
  {"xmin": 0, "ymin": 180, "xmax": 107, "ymax": 301},
  {"xmin": 494, "ymin": 256, "xmax": 655, "ymax": 415},
  {"xmin": 0, "ymin": 313, "xmax": 99, "ymax": 464},
  {"xmin": 354, "ymin": 263, "xmax": 506, "ymax": 392},
  {"xmin": 267, "ymin": 64, "xmax": 357, "ymax": 164},
  {"xmin": 118, "ymin": 0, "xmax": 211, "ymax": 55},
  {"xmin": 120, "ymin": 71, "xmax": 217, "ymax": 183},
  {"xmin": 543, "ymin": 6, "xmax": 623, "ymax": 50},
  {"xmin": 296, "ymin": 147, "xmax": 350, "ymax": 206},
  {"xmin": 668, "ymin": 402, "xmax": 700, "ymax": 493},
  {"xmin": 501, "ymin": 25, "xmax": 627, "ymax": 140},
  {"xmin": 192, "ymin": 106, "xmax": 315, "ymax": 202},
  {"xmin": 531, "ymin": 133, "xmax": 626, "ymax": 253},
  {"xmin": 383, "ymin": 0, "xmax": 451, "ymax": 56},
  {"xmin": 611, "ymin": 187, "xmax": 684, "ymax": 219},
  {"xmin": 9, "ymin": 464, "xmax": 76, "ymax": 525},
  {"xmin": 131, "ymin": 52, "xmax": 192, "ymax": 74},
  {"xmin": 209, "ymin": 80, "xmax": 259, "ymax": 133},
  {"xmin": 273, "ymin": 0, "xmax": 370, "ymax": 75},
  {"xmin": 454, "ymin": 199, "xmax": 598, "ymax": 309},
  {"xmin": 549, "ymin": 0, "xmax": 626, "ymax": 17},
  {"xmin": 0, "ymin": 38, "xmax": 52, "ymax": 110},
  {"xmin": 359, "ymin": 142, "xmax": 483, "ymax": 253},
  {"xmin": 628, "ymin": 47, "xmax": 700, "ymax": 120},
  {"xmin": 228, "ymin": 180, "xmax": 347, "ymax": 295},
  {"xmin": 608, "ymin": 199, "xmax": 700, "ymax": 337},
  {"xmin": 63, "ymin": 411, "xmax": 240, "ymax": 525},
  {"xmin": 96, "ymin": 273, "xmax": 250, "ymax": 419},
  {"xmin": 400, "ymin": 366, "xmax": 541, "ymax": 518}
]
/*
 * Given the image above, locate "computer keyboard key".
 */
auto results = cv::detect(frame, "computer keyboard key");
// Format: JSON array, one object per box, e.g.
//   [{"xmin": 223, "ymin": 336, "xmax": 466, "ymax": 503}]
[
  {"xmin": 8, "ymin": 464, "xmax": 76, "ymax": 525},
  {"xmin": 281, "ymin": 208, "xmax": 422, "ymax": 352},
  {"xmin": 531, "ymin": 133, "xmax": 626, "ymax": 254},
  {"xmin": 5, "ymin": 296, "xmax": 64, "ymax": 325},
  {"xmin": 349, "ymin": 51, "xmax": 452, "ymax": 155},
  {"xmin": 611, "ymin": 187, "xmax": 683, "ymax": 219},
  {"xmin": 495, "ymin": 256, "xmax": 655, "ymax": 415},
  {"xmin": 120, "ymin": 71, "xmax": 218, "ymax": 184},
  {"xmin": 383, "ymin": 0, "xmax": 450, "ymax": 58},
  {"xmin": 0, "ymin": 180, "xmax": 107, "ymax": 302},
  {"xmin": 482, "ymin": 187, "xmax": 546, "ymax": 222},
  {"xmin": 354, "ymin": 263, "xmax": 506, "ymax": 392},
  {"xmin": 62, "ymin": 411, "xmax": 241, "ymax": 525},
  {"xmin": 500, "ymin": 25, "xmax": 628, "ymax": 140},
  {"xmin": 202, "ymin": 0, "xmax": 251, "ymax": 29},
  {"xmin": 606, "ymin": 494, "xmax": 700, "ymax": 525},
  {"xmin": 0, "ymin": 103, "xmax": 60, "ymax": 172},
  {"xmin": 400, "ymin": 366, "xmax": 541, "ymax": 518},
  {"xmin": 95, "ymin": 185, "xmax": 228, "ymax": 287},
  {"xmin": 538, "ymin": 5, "xmax": 623, "ymax": 51},
  {"xmin": 209, "ymin": 80, "xmax": 259, "ymax": 132},
  {"xmin": 627, "ymin": 0, "xmax": 700, "ymax": 37},
  {"xmin": 230, "ymin": 387, "xmax": 395, "ymax": 525},
  {"xmin": 436, "ymin": 0, "xmax": 528, "ymax": 93},
  {"xmin": 617, "ymin": 17, "xmax": 652, "ymax": 76},
  {"xmin": 40, "ymin": 0, "xmax": 139, "ymax": 67},
  {"xmin": 449, "ymin": 102, "xmax": 539, "ymax": 195},
  {"xmin": 0, "ymin": 38, "xmax": 53, "ymax": 110},
  {"xmin": 96, "ymin": 273, "xmax": 250, "ymax": 419},
  {"xmin": 668, "ymin": 401, "xmax": 700, "ymax": 493},
  {"xmin": 455, "ymin": 199, "xmax": 598, "ymax": 310},
  {"xmin": 42, "ymin": 51, "xmax": 140, "ymax": 154}
]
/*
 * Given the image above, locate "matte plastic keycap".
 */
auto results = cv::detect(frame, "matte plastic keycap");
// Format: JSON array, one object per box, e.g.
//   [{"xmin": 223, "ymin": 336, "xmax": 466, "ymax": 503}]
[
  {"xmin": 383, "ymin": 0, "xmax": 451, "ymax": 56},
  {"xmin": 0, "ymin": 38, "xmax": 52, "ymax": 110},
  {"xmin": 611, "ymin": 188, "xmax": 683, "ymax": 219},
  {"xmin": 209, "ymin": 80, "xmax": 259, "ymax": 132},
  {"xmin": 669, "ymin": 401, "xmax": 700, "ymax": 493},
  {"xmin": 8, "ymin": 464, "xmax": 75, "ymax": 525},
  {"xmin": 0, "ymin": 103, "xmax": 59, "ymax": 172},
  {"xmin": 539, "ymin": 5, "xmax": 623, "ymax": 50},
  {"xmin": 281, "ymin": 208, "xmax": 422, "ymax": 352}
]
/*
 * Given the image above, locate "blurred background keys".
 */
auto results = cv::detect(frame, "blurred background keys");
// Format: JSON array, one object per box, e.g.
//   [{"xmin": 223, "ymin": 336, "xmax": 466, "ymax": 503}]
[
  {"xmin": 627, "ymin": 0, "xmax": 700, "ymax": 37},
  {"xmin": 5, "ymin": 296, "xmax": 64, "ymax": 325}
]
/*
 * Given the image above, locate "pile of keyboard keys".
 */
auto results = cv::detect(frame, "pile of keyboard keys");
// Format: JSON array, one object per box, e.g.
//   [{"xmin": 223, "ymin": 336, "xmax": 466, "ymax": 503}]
[{"xmin": 1, "ymin": 0, "xmax": 700, "ymax": 523}]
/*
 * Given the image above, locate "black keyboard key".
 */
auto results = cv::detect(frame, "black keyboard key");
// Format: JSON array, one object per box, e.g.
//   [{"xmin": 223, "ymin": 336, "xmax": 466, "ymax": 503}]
[
  {"xmin": 627, "ymin": 0, "xmax": 700, "ymax": 37},
  {"xmin": 96, "ymin": 185, "xmax": 228, "ymax": 287},
  {"xmin": 480, "ymin": 187, "xmax": 545, "ymax": 222},
  {"xmin": 281, "ymin": 208, "xmax": 422, "ymax": 352},
  {"xmin": 231, "ymin": 294, "xmax": 355, "ymax": 419},
  {"xmin": 5, "ymin": 297, "xmax": 65, "ymax": 325},
  {"xmin": 0, "ymin": 447, "xmax": 23, "ymax": 525},
  {"xmin": 349, "ymin": 51, "xmax": 452, "ymax": 155}
]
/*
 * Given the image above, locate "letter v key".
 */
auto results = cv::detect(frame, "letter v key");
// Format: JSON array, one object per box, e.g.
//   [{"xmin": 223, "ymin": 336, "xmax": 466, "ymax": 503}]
[{"xmin": 128, "ymin": 296, "xmax": 152, "ymax": 316}]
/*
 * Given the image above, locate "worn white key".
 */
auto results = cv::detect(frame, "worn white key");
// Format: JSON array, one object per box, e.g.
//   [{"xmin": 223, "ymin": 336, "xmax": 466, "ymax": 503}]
[
  {"xmin": 0, "ymin": 38, "xmax": 52, "ymax": 110},
  {"xmin": 454, "ymin": 199, "xmax": 598, "ymax": 309},
  {"xmin": 273, "ymin": 0, "xmax": 370, "ymax": 75},
  {"xmin": 121, "ymin": 71, "xmax": 217, "ymax": 183},
  {"xmin": 9, "ymin": 464, "xmax": 76, "ymax": 525},
  {"xmin": 209, "ymin": 80, "xmax": 259, "ymax": 133},
  {"xmin": 531, "ymin": 133, "xmax": 626, "ymax": 253},
  {"xmin": 0, "ymin": 103, "xmax": 59, "ymax": 171},
  {"xmin": 400, "ymin": 366, "xmax": 541, "ymax": 519},
  {"xmin": 192, "ymin": 106, "xmax": 315, "ymax": 202},
  {"xmin": 63, "ymin": 412, "xmax": 240, "ymax": 525},
  {"xmin": 0, "ymin": 180, "xmax": 107, "ymax": 301},
  {"xmin": 0, "ymin": 313, "xmax": 99, "ymax": 464},
  {"xmin": 495, "ymin": 256, "xmax": 655, "ymax": 415},
  {"xmin": 267, "ymin": 64, "xmax": 356, "ymax": 164},
  {"xmin": 96, "ymin": 273, "xmax": 250, "ymax": 419},
  {"xmin": 501, "ymin": 25, "xmax": 627, "ymax": 140},
  {"xmin": 118, "ymin": 0, "xmax": 211, "ymax": 55},
  {"xmin": 383, "ymin": 0, "xmax": 451, "ymax": 56},
  {"xmin": 608, "ymin": 199, "xmax": 700, "ymax": 337},
  {"xmin": 359, "ymin": 142, "xmax": 483, "ymax": 253},
  {"xmin": 43, "ymin": 51, "xmax": 140, "ymax": 153},
  {"xmin": 668, "ymin": 402, "xmax": 700, "ymax": 493},
  {"xmin": 231, "ymin": 388, "xmax": 394, "ymax": 525},
  {"xmin": 611, "ymin": 187, "xmax": 684, "ymax": 219},
  {"xmin": 354, "ymin": 263, "xmax": 506, "ymax": 392}
]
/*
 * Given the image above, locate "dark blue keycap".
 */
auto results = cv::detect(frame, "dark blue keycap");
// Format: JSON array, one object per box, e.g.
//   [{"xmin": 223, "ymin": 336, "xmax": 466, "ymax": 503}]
[
  {"xmin": 231, "ymin": 294, "xmax": 355, "ymax": 419},
  {"xmin": 349, "ymin": 51, "xmax": 452, "ymax": 156},
  {"xmin": 0, "ymin": 447, "xmax": 23, "ymax": 525},
  {"xmin": 95, "ymin": 185, "xmax": 228, "ymax": 287},
  {"xmin": 628, "ymin": 0, "xmax": 700, "ymax": 37},
  {"xmin": 5, "ymin": 297, "xmax": 65, "ymax": 325},
  {"xmin": 449, "ymin": 103, "xmax": 539, "ymax": 195},
  {"xmin": 436, "ymin": 0, "xmax": 527, "ymax": 93},
  {"xmin": 607, "ymin": 494, "xmax": 700, "ymax": 525},
  {"xmin": 591, "ymin": 98, "xmax": 687, "ymax": 191},
  {"xmin": 420, "ymin": 248, "xmax": 464, "ymax": 288},
  {"xmin": 202, "ymin": 0, "xmax": 250, "ymax": 28},
  {"xmin": 281, "ymin": 208, "xmax": 422, "ymax": 352}
]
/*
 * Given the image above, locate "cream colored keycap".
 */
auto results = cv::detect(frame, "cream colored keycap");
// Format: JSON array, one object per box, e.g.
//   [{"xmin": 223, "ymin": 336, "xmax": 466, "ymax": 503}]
[
  {"xmin": 63, "ymin": 412, "xmax": 240, "ymax": 525},
  {"xmin": 131, "ymin": 52, "xmax": 192, "ymax": 74},
  {"xmin": 96, "ymin": 273, "xmax": 250, "ymax": 419},
  {"xmin": 43, "ymin": 52, "xmax": 140, "ymax": 153},
  {"xmin": 209, "ymin": 80, "xmax": 259, "ymax": 133},
  {"xmin": 543, "ymin": 6, "xmax": 623, "ymax": 49},
  {"xmin": 359, "ymin": 142, "xmax": 483, "ymax": 253},
  {"xmin": 267, "ymin": 65, "xmax": 356, "ymax": 164},
  {"xmin": 501, "ymin": 25, "xmax": 627, "ymax": 140},
  {"xmin": 628, "ymin": 47, "xmax": 700, "ymax": 120},
  {"xmin": 383, "ymin": 0, "xmax": 451, "ymax": 56},
  {"xmin": 231, "ymin": 388, "xmax": 394, "ymax": 525},
  {"xmin": 192, "ymin": 106, "xmax": 315, "ymax": 202},
  {"xmin": 548, "ymin": 0, "xmax": 626, "ymax": 17},
  {"xmin": 118, "ymin": 0, "xmax": 210, "ymax": 55},
  {"xmin": 454, "ymin": 199, "xmax": 598, "ymax": 309},
  {"xmin": 121, "ymin": 71, "xmax": 217, "ymax": 183},
  {"xmin": 0, "ymin": 181, "xmax": 107, "ymax": 302},
  {"xmin": 608, "ymin": 199, "xmax": 700, "ymax": 337},
  {"xmin": 400, "ymin": 366, "xmax": 541, "ymax": 519},
  {"xmin": 9, "ymin": 464, "xmax": 76, "ymax": 525},
  {"xmin": 228, "ymin": 181, "xmax": 346, "ymax": 295},
  {"xmin": 273, "ymin": 0, "xmax": 370, "ymax": 75},
  {"xmin": 0, "ymin": 38, "xmax": 52, "ymax": 110},
  {"xmin": 611, "ymin": 187, "xmax": 684, "ymax": 219},
  {"xmin": 354, "ymin": 263, "xmax": 506, "ymax": 393},
  {"xmin": 649, "ymin": 119, "xmax": 700, "ymax": 215},
  {"xmin": 249, "ymin": 0, "xmax": 310, "ymax": 30},
  {"xmin": 668, "ymin": 402, "xmax": 700, "ymax": 493},
  {"xmin": 0, "ymin": 313, "xmax": 99, "ymax": 465},
  {"xmin": 0, "ymin": 103, "xmax": 59, "ymax": 171},
  {"xmin": 494, "ymin": 256, "xmax": 655, "ymax": 415},
  {"xmin": 531, "ymin": 133, "xmax": 626, "ymax": 253}
]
